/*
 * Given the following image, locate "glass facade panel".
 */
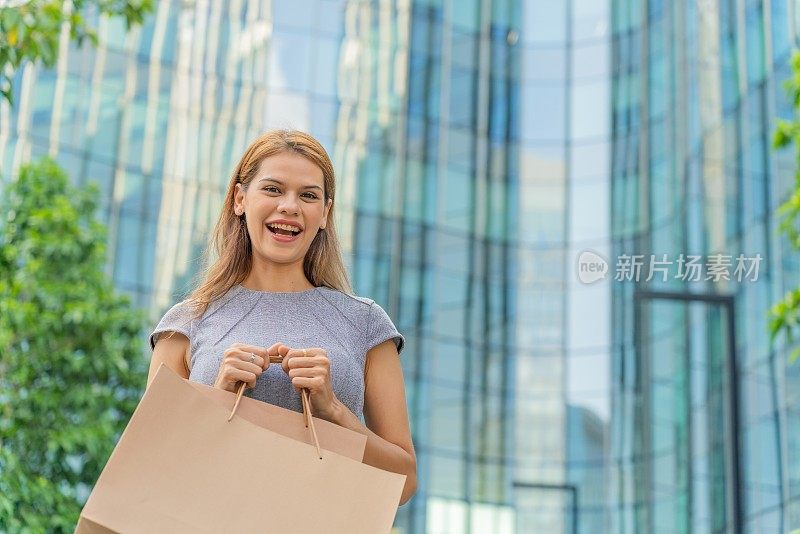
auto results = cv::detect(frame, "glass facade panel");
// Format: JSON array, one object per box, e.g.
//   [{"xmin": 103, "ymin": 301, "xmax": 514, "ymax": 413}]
[{"xmin": 610, "ymin": 0, "xmax": 800, "ymax": 532}]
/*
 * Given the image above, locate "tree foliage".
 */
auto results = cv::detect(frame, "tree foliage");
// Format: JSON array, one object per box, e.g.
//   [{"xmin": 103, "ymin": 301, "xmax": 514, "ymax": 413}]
[
  {"xmin": 0, "ymin": 158, "xmax": 148, "ymax": 530},
  {"xmin": 0, "ymin": 0, "xmax": 153, "ymax": 104},
  {"xmin": 771, "ymin": 51, "xmax": 800, "ymax": 363}
]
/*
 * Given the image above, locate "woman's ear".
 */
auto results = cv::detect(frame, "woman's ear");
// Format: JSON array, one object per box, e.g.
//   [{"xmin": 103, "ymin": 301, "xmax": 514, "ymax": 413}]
[
  {"xmin": 234, "ymin": 183, "xmax": 245, "ymax": 215},
  {"xmin": 320, "ymin": 198, "xmax": 332, "ymax": 230}
]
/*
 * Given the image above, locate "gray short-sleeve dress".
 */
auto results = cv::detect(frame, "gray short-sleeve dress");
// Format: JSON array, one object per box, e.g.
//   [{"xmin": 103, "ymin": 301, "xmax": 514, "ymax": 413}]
[{"xmin": 149, "ymin": 284, "xmax": 404, "ymax": 419}]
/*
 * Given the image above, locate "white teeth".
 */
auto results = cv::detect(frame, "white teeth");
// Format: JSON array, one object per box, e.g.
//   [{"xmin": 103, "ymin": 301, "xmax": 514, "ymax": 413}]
[{"xmin": 268, "ymin": 223, "xmax": 301, "ymax": 232}]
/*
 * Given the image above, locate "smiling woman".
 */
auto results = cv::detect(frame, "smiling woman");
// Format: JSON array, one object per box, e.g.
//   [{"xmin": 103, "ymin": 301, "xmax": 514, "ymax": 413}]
[{"xmin": 146, "ymin": 130, "xmax": 417, "ymax": 505}]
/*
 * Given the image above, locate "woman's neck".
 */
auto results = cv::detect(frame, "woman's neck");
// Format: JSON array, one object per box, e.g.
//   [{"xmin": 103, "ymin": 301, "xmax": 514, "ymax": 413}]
[{"xmin": 242, "ymin": 260, "xmax": 314, "ymax": 293}]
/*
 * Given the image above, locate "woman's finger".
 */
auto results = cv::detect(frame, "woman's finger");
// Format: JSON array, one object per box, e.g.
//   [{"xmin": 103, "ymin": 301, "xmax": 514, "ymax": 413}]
[
  {"xmin": 234, "ymin": 351, "xmax": 265, "ymax": 369},
  {"xmin": 281, "ymin": 348, "xmax": 304, "ymax": 373},
  {"xmin": 228, "ymin": 359, "xmax": 263, "ymax": 375},
  {"xmin": 283, "ymin": 347, "xmax": 327, "ymax": 371},
  {"xmin": 224, "ymin": 344, "xmax": 269, "ymax": 358},
  {"xmin": 286, "ymin": 356, "xmax": 317, "ymax": 369},
  {"xmin": 266, "ymin": 342, "xmax": 290, "ymax": 357},
  {"xmin": 291, "ymin": 376, "xmax": 323, "ymax": 390},
  {"xmin": 228, "ymin": 368, "xmax": 258, "ymax": 388},
  {"xmin": 288, "ymin": 367, "xmax": 326, "ymax": 379}
]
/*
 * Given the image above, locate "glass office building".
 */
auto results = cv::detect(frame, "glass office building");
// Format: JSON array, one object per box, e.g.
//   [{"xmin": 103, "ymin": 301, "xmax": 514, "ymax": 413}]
[
  {"xmin": 0, "ymin": 0, "xmax": 797, "ymax": 532},
  {"xmin": 611, "ymin": 0, "xmax": 800, "ymax": 532}
]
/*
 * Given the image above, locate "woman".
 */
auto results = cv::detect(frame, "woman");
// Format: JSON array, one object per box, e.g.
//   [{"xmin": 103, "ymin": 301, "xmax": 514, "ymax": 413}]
[{"xmin": 147, "ymin": 130, "xmax": 417, "ymax": 505}]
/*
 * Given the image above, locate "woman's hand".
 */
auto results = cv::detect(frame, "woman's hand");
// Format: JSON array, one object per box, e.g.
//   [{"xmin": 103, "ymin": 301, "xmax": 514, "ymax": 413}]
[
  {"xmin": 282, "ymin": 347, "xmax": 341, "ymax": 421},
  {"xmin": 214, "ymin": 342, "xmax": 285, "ymax": 392}
]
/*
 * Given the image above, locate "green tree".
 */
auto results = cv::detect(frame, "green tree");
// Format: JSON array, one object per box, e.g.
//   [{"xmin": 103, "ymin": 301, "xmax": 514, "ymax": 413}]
[
  {"xmin": 0, "ymin": 158, "xmax": 148, "ymax": 530},
  {"xmin": 771, "ymin": 51, "xmax": 800, "ymax": 363},
  {"xmin": 0, "ymin": 0, "xmax": 153, "ymax": 104}
]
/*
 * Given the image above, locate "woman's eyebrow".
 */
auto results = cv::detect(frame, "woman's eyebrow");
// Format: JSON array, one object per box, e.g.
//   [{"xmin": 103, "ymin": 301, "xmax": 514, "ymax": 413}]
[{"xmin": 257, "ymin": 176, "xmax": 323, "ymax": 191}]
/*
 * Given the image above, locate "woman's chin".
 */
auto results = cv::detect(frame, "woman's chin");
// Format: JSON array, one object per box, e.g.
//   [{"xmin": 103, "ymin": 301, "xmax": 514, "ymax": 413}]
[{"xmin": 255, "ymin": 242, "xmax": 308, "ymax": 265}]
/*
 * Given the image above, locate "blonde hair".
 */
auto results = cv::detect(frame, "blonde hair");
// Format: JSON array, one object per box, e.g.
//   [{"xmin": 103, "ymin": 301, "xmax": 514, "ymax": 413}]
[{"xmin": 186, "ymin": 130, "xmax": 351, "ymax": 317}]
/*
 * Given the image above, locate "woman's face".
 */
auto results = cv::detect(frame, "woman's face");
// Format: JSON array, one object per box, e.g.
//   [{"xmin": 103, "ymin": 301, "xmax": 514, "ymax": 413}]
[{"xmin": 234, "ymin": 151, "xmax": 331, "ymax": 268}]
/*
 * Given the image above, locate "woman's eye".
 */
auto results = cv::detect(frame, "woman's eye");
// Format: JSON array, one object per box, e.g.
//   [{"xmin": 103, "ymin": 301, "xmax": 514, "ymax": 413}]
[
  {"xmin": 302, "ymin": 192, "xmax": 318, "ymax": 200},
  {"xmin": 263, "ymin": 186, "xmax": 280, "ymax": 193}
]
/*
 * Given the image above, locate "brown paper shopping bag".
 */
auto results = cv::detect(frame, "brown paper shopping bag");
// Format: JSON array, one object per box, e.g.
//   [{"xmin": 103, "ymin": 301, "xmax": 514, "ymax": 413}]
[
  {"xmin": 183, "ymin": 379, "xmax": 367, "ymax": 461},
  {"xmin": 76, "ymin": 365, "xmax": 406, "ymax": 533}
]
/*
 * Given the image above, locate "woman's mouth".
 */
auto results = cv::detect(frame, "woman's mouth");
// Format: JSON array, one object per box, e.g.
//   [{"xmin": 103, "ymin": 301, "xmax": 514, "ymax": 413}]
[{"xmin": 266, "ymin": 222, "xmax": 302, "ymax": 243}]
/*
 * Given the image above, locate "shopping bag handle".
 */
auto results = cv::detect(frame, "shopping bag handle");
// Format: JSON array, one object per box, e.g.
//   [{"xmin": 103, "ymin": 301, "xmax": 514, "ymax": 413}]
[
  {"xmin": 300, "ymin": 388, "xmax": 323, "ymax": 459},
  {"xmin": 227, "ymin": 355, "xmax": 323, "ymax": 459},
  {"xmin": 227, "ymin": 355, "xmax": 283, "ymax": 420}
]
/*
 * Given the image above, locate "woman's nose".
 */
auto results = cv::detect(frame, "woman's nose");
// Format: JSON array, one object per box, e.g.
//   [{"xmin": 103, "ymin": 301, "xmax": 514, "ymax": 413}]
[{"xmin": 277, "ymin": 194, "xmax": 300, "ymax": 215}]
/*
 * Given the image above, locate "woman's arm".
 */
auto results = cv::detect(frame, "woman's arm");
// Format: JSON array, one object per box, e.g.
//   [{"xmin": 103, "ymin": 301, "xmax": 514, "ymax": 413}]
[
  {"xmin": 329, "ymin": 339, "xmax": 417, "ymax": 505},
  {"xmin": 147, "ymin": 332, "xmax": 190, "ymax": 387}
]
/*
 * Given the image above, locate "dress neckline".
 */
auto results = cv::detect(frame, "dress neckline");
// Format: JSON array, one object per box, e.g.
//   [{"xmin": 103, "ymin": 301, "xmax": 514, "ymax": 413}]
[{"xmin": 235, "ymin": 283, "xmax": 322, "ymax": 297}]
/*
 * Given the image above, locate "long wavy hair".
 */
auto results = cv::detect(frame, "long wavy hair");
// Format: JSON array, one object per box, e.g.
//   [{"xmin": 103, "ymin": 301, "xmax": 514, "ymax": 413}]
[{"xmin": 186, "ymin": 130, "xmax": 352, "ymax": 318}]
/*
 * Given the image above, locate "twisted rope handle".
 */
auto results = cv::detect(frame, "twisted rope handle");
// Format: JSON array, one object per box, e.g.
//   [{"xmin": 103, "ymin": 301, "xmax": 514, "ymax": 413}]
[
  {"xmin": 227, "ymin": 355, "xmax": 284, "ymax": 421},
  {"xmin": 227, "ymin": 353, "xmax": 323, "ymax": 459}
]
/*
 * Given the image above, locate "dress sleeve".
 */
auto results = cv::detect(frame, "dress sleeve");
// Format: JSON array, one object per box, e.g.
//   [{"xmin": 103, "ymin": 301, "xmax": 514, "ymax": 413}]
[
  {"xmin": 364, "ymin": 301, "xmax": 405, "ymax": 355},
  {"xmin": 149, "ymin": 301, "xmax": 195, "ymax": 351}
]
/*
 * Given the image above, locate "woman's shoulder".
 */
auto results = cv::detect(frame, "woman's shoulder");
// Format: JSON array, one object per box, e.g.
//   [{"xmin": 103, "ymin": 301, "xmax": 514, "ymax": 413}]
[
  {"xmin": 315, "ymin": 286, "xmax": 376, "ymax": 308},
  {"xmin": 149, "ymin": 285, "xmax": 255, "ymax": 349},
  {"xmin": 156, "ymin": 299, "xmax": 195, "ymax": 325},
  {"xmin": 155, "ymin": 286, "xmax": 238, "ymax": 324},
  {"xmin": 314, "ymin": 288, "xmax": 404, "ymax": 353},
  {"xmin": 313, "ymin": 287, "xmax": 384, "ymax": 321},
  {"xmin": 150, "ymin": 299, "xmax": 196, "ymax": 350},
  {"xmin": 318, "ymin": 288, "xmax": 396, "ymax": 340}
]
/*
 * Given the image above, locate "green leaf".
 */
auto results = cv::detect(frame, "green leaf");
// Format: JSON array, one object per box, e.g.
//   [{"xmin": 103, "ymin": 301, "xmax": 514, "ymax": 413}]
[
  {"xmin": 773, "ymin": 120, "xmax": 794, "ymax": 148},
  {"xmin": 771, "ymin": 51, "xmax": 800, "ymax": 366}
]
